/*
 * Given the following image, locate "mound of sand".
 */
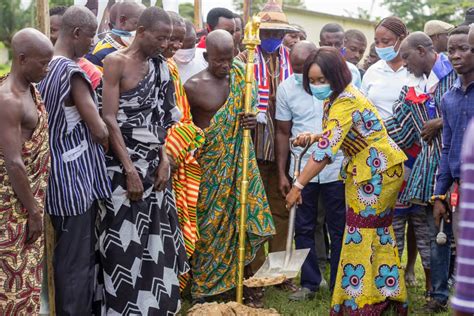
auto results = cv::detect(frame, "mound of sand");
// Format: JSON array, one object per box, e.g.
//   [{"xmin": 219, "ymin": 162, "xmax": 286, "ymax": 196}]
[{"xmin": 187, "ymin": 302, "xmax": 281, "ymax": 316}]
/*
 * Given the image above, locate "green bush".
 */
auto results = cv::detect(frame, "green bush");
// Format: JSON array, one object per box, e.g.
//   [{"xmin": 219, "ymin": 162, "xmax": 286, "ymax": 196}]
[{"xmin": 0, "ymin": 63, "xmax": 10, "ymax": 76}]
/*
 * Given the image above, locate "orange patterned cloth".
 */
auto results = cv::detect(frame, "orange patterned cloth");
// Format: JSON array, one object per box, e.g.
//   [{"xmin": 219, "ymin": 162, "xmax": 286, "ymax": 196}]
[
  {"xmin": 0, "ymin": 80, "xmax": 50, "ymax": 315},
  {"xmin": 166, "ymin": 60, "xmax": 205, "ymax": 289}
]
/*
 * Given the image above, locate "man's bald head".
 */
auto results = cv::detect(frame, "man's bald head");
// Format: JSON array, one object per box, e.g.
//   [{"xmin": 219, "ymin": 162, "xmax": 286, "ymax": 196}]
[
  {"xmin": 116, "ymin": 1, "xmax": 145, "ymax": 32},
  {"xmin": 205, "ymin": 30, "xmax": 234, "ymax": 78},
  {"xmin": 400, "ymin": 31, "xmax": 437, "ymax": 78},
  {"xmin": 11, "ymin": 28, "xmax": 53, "ymax": 83},
  {"xmin": 402, "ymin": 31, "xmax": 434, "ymax": 51},
  {"xmin": 290, "ymin": 41, "xmax": 318, "ymax": 73},
  {"xmin": 206, "ymin": 29, "xmax": 234, "ymax": 54}
]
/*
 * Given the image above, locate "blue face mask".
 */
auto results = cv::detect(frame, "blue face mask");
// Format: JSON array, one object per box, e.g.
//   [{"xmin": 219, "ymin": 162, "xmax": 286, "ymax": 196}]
[
  {"xmin": 375, "ymin": 39, "xmax": 400, "ymax": 61},
  {"xmin": 310, "ymin": 83, "xmax": 333, "ymax": 100},
  {"xmin": 110, "ymin": 28, "xmax": 133, "ymax": 37},
  {"xmin": 260, "ymin": 38, "xmax": 282, "ymax": 54},
  {"xmin": 294, "ymin": 73, "xmax": 303, "ymax": 85},
  {"xmin": 340, "ymin": 47, "xmax": 346, "ymax": 56}
]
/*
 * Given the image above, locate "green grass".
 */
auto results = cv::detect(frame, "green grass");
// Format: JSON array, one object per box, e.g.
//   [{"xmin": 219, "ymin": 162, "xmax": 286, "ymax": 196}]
[{"xmin": 181, "ymin": 255, "xmax": 451, "ymax": 315}]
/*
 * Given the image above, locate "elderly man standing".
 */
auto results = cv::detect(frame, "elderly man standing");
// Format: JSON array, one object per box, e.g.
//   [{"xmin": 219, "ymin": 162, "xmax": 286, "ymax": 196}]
[
  {"xmin": 185, "ymin": 30, "xmax": 274, "ymax": 306},
  {"xmin": 236, "ymin": 0, "xmax": 299, "ymax": 299},
  {"xmin": 38, "ymin": 6, "xmax": 110, "ymax": 315},
  {"xmin": 99, "ymin": 7, "xmax": 188, "ymax": 314},
  {"xmin": 385, "ymin": 31, "xmax": 458, "ymax": 303},
  {"xmin": 0, "ymin": 28, "xmax": 52, "ymax": 315}
]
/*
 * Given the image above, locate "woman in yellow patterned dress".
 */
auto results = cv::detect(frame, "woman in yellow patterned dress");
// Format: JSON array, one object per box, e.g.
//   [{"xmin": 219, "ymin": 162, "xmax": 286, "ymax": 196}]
[{"xmin": 285, "ymin": 47, "xmax": 409, "ymax": 315}]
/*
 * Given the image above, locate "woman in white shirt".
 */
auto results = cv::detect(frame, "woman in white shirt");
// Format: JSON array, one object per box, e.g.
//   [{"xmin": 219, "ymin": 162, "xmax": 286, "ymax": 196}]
[{"xmin": 361, "ymin": 16, "xmax": 409, "ymax": 120}]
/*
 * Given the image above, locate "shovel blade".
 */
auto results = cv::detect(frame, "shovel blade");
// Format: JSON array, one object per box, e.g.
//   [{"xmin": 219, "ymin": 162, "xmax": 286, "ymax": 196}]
[{"xmin": 253, "ymin": 248, "xmax": 310, "ymax": 280}]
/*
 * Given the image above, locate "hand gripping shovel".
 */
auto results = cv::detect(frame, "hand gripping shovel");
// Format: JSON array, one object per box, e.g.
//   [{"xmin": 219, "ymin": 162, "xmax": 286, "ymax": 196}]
[{"xmin": 252, "ymin": 139, "xmax": 311, "ymax": 281}]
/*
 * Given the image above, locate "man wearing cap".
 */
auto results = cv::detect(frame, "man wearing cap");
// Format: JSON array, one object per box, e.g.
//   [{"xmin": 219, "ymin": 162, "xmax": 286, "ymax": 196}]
[
  {"xmin": 236, "ymin": 0, "xmax": 299, "ymax": 303},
  {"xmin": 424, "ymin": 20, "xmax": 454, "ymax": 54}
]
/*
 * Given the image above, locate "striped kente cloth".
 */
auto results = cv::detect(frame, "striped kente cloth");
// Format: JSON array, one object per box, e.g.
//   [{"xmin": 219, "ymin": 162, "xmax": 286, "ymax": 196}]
[{"xmin": 166, "ymin": 60, "xmax": 205, "ymax": 289}]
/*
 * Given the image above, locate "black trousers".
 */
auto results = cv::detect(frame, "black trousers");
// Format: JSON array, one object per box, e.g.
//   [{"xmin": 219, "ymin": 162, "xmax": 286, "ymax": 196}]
[{"xmin": 50, "ymin": 202, "xmax": 98, "ymax": 316}]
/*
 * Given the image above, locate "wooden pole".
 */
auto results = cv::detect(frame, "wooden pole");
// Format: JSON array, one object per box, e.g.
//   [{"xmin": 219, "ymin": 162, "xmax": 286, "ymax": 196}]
[
  {"xmin": 194, "ymin": 0, "xmax": 202, "ymax": 30},
  {"xmin": 36, "ymin": 2, "xmax": 55, "ymax": 315},
  {"xmin": 36, "ymin": 0, "xmax": 50, "ymax": 37}
]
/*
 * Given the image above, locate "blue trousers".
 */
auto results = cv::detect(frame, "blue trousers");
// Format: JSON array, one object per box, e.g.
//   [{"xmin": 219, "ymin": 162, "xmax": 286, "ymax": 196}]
[
  {"xmin": 294, "ymin": 181, "xmax": 346, "ymax": 291},
  {"xmin": 426, "ymin": 206, "xmax": 453, "ymax": 304}
]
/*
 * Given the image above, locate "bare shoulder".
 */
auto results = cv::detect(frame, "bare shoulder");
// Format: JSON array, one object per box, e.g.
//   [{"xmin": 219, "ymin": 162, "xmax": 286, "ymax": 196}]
[
  {"xmin": 102, "ymin": 51, "xmax": 126, "ymax": 75},
  {"xmin": 184, "ymin": 72, "xmax": 205, "ymax": 96},
  {"xmin": 0, "ymin": 88, "xmax": 22, "ymax": 122}
]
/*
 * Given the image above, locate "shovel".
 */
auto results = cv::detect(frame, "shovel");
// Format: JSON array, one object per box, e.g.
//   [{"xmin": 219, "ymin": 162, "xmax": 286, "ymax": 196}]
[{"xmin": 252, "ymin": 138, "xmax": 311, "ymax": 281}]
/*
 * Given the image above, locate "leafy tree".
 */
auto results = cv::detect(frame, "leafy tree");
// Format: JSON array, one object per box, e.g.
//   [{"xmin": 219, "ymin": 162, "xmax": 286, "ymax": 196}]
[
  {"xmin": 179, "ymin": 3, "xmax": 195, "ymax": 22},
  {"xmin": 0, "ymin": 0, "xmax": 74, "ymax": 48},
  {"xmin": 382, "ymin": 0, "xmax": 471, "ymax": 31},
  {"xmin": 233, "ymin": 0, "xmax": 305, "ymax": 17}
]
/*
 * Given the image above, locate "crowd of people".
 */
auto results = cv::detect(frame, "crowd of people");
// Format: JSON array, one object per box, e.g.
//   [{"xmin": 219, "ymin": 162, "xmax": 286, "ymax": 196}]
[{"xmin": 0, "ymin": 0, "xmax": 473, "ymax": 315}]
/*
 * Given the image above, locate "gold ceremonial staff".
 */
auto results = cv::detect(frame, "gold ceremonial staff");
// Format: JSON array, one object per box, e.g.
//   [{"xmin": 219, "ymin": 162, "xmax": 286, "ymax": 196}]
[{"xmin": 236, "ymin": 16, "xmax": 261, "ymax": 304}]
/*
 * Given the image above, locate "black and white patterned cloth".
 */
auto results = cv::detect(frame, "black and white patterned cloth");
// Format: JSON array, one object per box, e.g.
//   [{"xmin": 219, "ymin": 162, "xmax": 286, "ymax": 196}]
[{"xmin": 96, "ymin": 57, "xmax": 188, "ymax": 315}]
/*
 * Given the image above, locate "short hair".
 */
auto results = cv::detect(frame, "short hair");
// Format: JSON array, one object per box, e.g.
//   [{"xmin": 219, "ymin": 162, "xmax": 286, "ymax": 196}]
[
  {"xmin": 449, "ymin": 25, "xmax": 470, "ymax": 36},
  {"xmin": 61, "ymin": 6, "xmax": 97, "ymax": 34},
  {"xmin": 167, "ymin": 11, "xmax": 185, "ymax": 26},
  {"xmin": 184, "ymin": 20, "xmax": 195, "ymax": 35},
  {"xmin": 50, "ymin": 6, "xmax": 68, "ymax": 17},
  {"xmin": 303, "ymin": 47, "xmax": 352, "ymax": 99},
  {"xmin": 206, "ymin": 7, "xmax": 235, "ymax": 30},
  {"xmin": 345, "ymin": 29, "xmax": 367, "ymax": 44},
  {"xmin": 234, "ymin": 14, "xmax": 243, "ymax": 23},
  {"xmin": 320, "ymin": 23, "xmax": 344, "ymax": 38},
  {"xmin": 376, "ymin": 16, "xmax": 407, "ymax": 37},
  {"xmin": 137, "ymin": 7, "xmax": 171, "ymax": 30}
]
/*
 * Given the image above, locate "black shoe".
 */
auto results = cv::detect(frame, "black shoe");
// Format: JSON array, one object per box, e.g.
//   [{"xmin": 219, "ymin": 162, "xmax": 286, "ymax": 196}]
[{"xmin": 423, "ymin": 299, "xmax": 447, "ymax": 313}]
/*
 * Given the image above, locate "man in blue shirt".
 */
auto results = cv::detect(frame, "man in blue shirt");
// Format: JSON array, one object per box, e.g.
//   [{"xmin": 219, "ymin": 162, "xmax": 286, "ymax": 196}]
[
  {"xmin": 429, "ymin": 25, "xmax": 474, "ymax": 312},
  {"xmin": 275, "ymin": 41, "xmax": 346, "ymax": 300}
]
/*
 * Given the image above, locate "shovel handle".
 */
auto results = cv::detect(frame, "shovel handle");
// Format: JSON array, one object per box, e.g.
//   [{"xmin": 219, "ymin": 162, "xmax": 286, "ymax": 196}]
[{"xmin": 289, "ymin": 137, "xmax": 312, "ymax": 179}]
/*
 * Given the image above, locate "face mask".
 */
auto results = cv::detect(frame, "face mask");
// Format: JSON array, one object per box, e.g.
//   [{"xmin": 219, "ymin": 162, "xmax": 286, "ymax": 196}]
[
  {"xmin": 120, "ymin": 31, "xmax": 136, "ymax": 47},
  {"xmin": 173, "ymin": 47, "xmax": 196, "ymax": 64},
  {"xmin": 294, "ymin": 73, "xmax": 303, "ymax": 85},
  {"xmin": 310, "ymin": 83, "xmax": 333, "ymax": 100},
  {"xmin": 260, "ymin": 38, "xmax": 282, "ymax": 54},
  {"xmin": 111, "ymin": 29, "xmax": 135, "ymax": 47},
  {"xmin": 375, "ymin": 39, "xmax": 399, "ymax": 61}
]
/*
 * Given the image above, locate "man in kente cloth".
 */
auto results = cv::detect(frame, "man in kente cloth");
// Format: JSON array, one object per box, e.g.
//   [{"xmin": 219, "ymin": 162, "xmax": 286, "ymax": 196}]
[
  {"xmin": 0, "ymin": 28, "xmax": 52, "ymax": 314},
  {"xmin": 185, "ymin": 30, "xmax": 275, "ymax": 304},
  {"xmin": 99, "ymin": 7, "xmax": 189, "ymax": 314},
  {"xmin": 162, "ymin": 11, "xmax": 205, "ymax": 290}
]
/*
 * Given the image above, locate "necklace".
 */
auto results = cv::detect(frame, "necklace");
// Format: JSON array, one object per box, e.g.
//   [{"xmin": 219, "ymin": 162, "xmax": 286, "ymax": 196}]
[{"xmin": 263, "ymin": 54, "xmax": 280, "ymax": 79}]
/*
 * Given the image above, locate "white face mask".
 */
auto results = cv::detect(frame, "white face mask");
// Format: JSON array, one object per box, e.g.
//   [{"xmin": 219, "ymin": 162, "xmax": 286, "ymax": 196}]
[
  {"xmin": 173, "ymin": 47, "xmax": 196, "ymax": 64},
  {"xmin": 120, "ymin": 31, "xmax": 136, "ymax": 47}
]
